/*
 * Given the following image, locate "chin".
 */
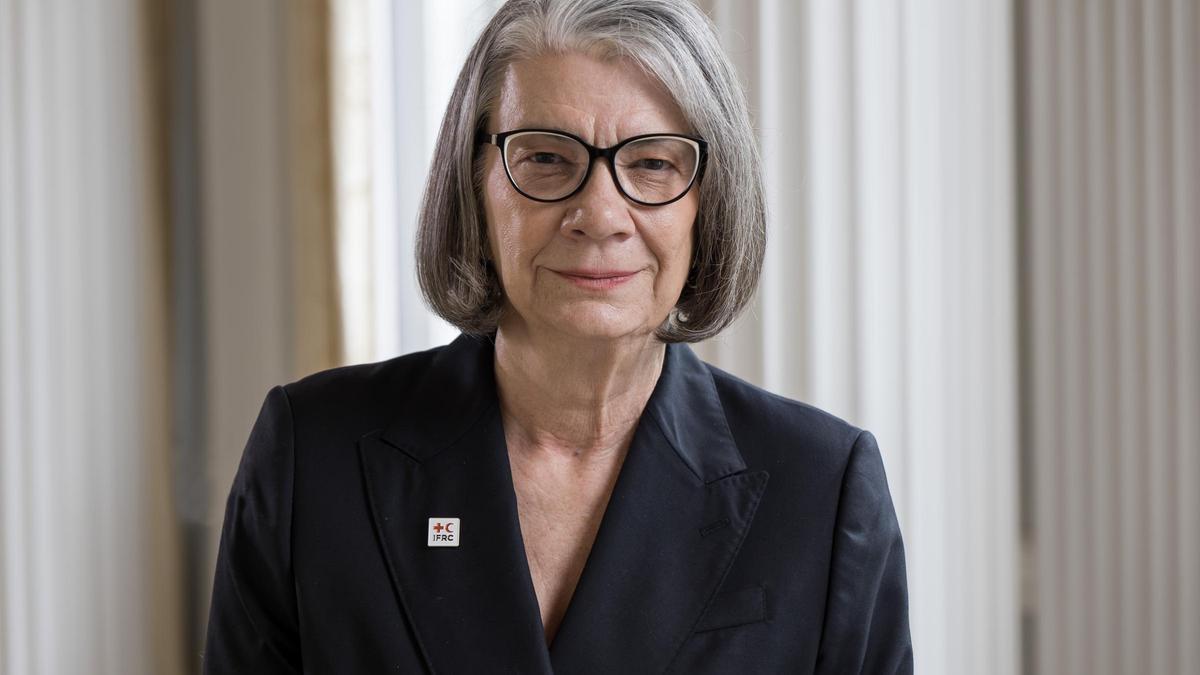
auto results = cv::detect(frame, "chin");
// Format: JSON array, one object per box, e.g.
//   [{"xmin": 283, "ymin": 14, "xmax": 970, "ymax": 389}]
[{"xmin": 545, "ymin": 306, "xmax": 654, "ymax": 341}]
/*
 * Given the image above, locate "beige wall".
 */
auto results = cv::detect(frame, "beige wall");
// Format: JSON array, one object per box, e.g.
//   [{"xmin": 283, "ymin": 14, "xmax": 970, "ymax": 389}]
[
  {"xmin": 195, "ymin": 0, "xmax": 340, "ymax": 664},
  {"xmin": 1019, "ymin": 1, "xmax": 1200, "ymax": 673}
]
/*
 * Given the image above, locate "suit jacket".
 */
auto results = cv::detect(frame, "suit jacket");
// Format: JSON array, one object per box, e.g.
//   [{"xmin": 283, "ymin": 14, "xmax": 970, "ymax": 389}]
[{"xmin": 202, "ymin": 332, "xmax": 913, "ymax": 674}]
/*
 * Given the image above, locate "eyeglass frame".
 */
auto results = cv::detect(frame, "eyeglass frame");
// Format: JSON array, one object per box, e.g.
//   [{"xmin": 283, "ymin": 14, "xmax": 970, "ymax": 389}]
[{"xmin": 475, "ymin": 127, "xmax": 708, "ymax": 207}]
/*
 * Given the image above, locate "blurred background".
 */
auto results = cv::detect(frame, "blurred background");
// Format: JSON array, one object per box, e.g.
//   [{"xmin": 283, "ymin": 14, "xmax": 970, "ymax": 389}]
[{"xmin": 0, "ymin": 0, "xmax": 1196, "ymax": 673}]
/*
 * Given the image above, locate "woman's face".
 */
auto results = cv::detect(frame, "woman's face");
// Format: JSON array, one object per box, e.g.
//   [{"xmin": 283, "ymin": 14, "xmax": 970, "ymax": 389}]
[{"xmin": 480, "ymin": 51, "xmax": 699, "ymax": 342}]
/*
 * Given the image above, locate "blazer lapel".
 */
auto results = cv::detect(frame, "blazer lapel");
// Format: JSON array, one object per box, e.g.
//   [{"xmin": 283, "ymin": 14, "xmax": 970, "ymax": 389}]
[
  {"xmin": 358, "ymin": 333, "xmax": 769, "ymax": 675},
  {"xmin": 358, "ymin": 333, "xmax": 553, "ymax": 674}
]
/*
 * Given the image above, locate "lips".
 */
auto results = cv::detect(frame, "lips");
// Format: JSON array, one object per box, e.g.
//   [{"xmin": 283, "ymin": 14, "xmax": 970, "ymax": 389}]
[
  {"xmin": 552, "ymin": 268, "xmax": 639, "ymax": 290},
  {"xmin": 555, "ymin": 269, "xmax": 639, "ymax": 278}
]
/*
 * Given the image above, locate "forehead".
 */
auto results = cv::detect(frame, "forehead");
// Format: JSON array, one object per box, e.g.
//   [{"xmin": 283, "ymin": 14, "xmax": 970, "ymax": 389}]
[{"xmin": 493, "ymin": 51, "xmax": 691, "ymax": 139}]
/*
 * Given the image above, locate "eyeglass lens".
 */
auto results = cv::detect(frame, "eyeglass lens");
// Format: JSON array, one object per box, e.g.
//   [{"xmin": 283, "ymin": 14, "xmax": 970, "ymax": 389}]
[{"xmin": 503, "ymin": 132, "xmax": 699, "ymax": 204}]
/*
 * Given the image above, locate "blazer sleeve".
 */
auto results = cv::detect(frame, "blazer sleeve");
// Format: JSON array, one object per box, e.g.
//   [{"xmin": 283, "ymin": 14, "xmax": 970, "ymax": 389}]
[
  {"xmin": 202, "ymin": 385, "xmax": 303, "ymax": 674},
  {"xmin": 814, "ymin": 429, "xmax": 914, "ymax": 674}
]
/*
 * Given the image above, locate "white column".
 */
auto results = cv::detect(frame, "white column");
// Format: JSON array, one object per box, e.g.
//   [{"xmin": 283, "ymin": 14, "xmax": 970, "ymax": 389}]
[{"xmin": 0, "ymin": 1, "xmax": 183, "ymax": 673}]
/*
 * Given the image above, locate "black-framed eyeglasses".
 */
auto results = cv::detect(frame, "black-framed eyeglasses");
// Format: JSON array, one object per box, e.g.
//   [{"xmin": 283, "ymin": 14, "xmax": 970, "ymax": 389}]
[{"xmin": 476, "ymin": 128, "xmax": 708, "ymax": 206}]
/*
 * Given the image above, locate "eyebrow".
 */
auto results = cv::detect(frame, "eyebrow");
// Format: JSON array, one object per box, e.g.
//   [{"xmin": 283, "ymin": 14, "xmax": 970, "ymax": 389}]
[{"xmin": 500, "ymin": 124, "xmax": 692, "ymax": 140}]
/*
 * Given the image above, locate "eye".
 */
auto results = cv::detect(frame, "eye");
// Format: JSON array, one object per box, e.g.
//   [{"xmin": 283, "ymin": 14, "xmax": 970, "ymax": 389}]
[
  {"xmin": 634, "ymin": 158, "xmax": 672, "ymax": 171},
  {"xmin": 529, "ymin": 152, "xmax": 566, "ymax": 165}
]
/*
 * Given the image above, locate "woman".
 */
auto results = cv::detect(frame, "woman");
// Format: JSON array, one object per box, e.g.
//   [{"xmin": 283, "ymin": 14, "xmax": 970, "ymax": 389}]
[{"xmin": 203, "ymin": 0, "xmax": 913, "ymax": 673}]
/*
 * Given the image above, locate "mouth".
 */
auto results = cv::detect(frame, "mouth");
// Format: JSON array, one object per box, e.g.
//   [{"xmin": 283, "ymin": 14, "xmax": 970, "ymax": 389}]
[{"xmin": 552, "ymin": 269, "xmax": 639, "ymax": 290}]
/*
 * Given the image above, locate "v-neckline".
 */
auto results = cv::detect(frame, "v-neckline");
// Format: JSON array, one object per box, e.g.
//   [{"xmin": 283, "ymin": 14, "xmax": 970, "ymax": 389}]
[{"xmin": 503, "ymin": 433, "xmax": 632, "ymax": 646}]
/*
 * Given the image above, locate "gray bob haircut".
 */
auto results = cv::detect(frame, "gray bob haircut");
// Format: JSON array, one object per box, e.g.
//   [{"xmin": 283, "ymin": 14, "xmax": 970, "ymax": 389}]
[{"xmin": 415, "ymin": 0, "xmax": 765, "ymax": 343}]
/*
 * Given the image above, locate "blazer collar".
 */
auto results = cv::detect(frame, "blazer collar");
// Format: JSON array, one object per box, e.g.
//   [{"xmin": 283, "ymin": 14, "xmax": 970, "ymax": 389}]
[
  {"xmin": 359, "ymin": 332, "xmax": 769, "ymax": 674},
  {"xmin": 378, "ymin": 332, "xmax": 747, "ymax": 483}
]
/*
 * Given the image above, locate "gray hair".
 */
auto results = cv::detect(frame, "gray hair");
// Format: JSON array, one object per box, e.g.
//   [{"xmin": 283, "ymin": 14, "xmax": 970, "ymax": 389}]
[{"xmin": 415, "ymin": 0, "xmax": 765, "ymax": 343}]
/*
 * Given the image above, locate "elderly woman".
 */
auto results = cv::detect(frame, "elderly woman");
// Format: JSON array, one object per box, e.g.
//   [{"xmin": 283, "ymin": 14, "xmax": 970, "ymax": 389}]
[{"xmin": 203, "ymin": 0, "xmax": 912, "ymax": 673}]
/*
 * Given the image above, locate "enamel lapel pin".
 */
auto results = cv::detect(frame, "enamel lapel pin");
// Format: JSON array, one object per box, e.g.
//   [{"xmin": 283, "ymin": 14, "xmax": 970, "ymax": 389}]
[{"xmin": 427, "ymin": 517, "xmax": 460, "ymax": 547}]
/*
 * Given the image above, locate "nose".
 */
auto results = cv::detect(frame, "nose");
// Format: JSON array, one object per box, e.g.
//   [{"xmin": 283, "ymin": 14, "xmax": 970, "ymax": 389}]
[{"xmin": 561, "ymin": 157, "xmax": 634, "ymax": 240}]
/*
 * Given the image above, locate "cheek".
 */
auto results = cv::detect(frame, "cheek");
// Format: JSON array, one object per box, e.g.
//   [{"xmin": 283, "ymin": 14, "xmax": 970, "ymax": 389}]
[
  {"xmin": 483, "ymin": 167, "xmax": 522, "ymax": 260},
  {"xmin": 483, "ymin": 165, "xmax": 551, "ymax": 275},
  {"xmin": 652, "ymin": 209, "xmax": 698, "ymax": 280}
]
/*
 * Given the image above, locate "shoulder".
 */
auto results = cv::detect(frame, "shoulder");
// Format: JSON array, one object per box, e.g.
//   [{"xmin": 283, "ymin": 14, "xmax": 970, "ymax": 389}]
[
  {"xmin": 275, "ymin": 343, "xmax": 449, "ymax": 437},
  {"xmin": 285, "ymin": 343, "xmax": 443, "ymax": 397},
  {"xmin": 703, "ymin": 360, "xmax": 866, "ymax": 475},
  {"xmin": 701, "ymin": 361, "xmax": 898, "ymax": 531}
]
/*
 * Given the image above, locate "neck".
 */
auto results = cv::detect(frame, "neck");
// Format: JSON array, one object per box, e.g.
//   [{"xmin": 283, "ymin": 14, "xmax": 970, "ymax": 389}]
[{"xmin": 492, "ymin": 318, "xmax": 666, "ymax": 467}]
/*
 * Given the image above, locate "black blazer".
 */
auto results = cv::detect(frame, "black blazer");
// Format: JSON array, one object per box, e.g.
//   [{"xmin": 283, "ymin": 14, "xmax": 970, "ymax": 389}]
[{"xmin": 202, "ymin": 332, "xmax": 913, "ymax": 674}]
